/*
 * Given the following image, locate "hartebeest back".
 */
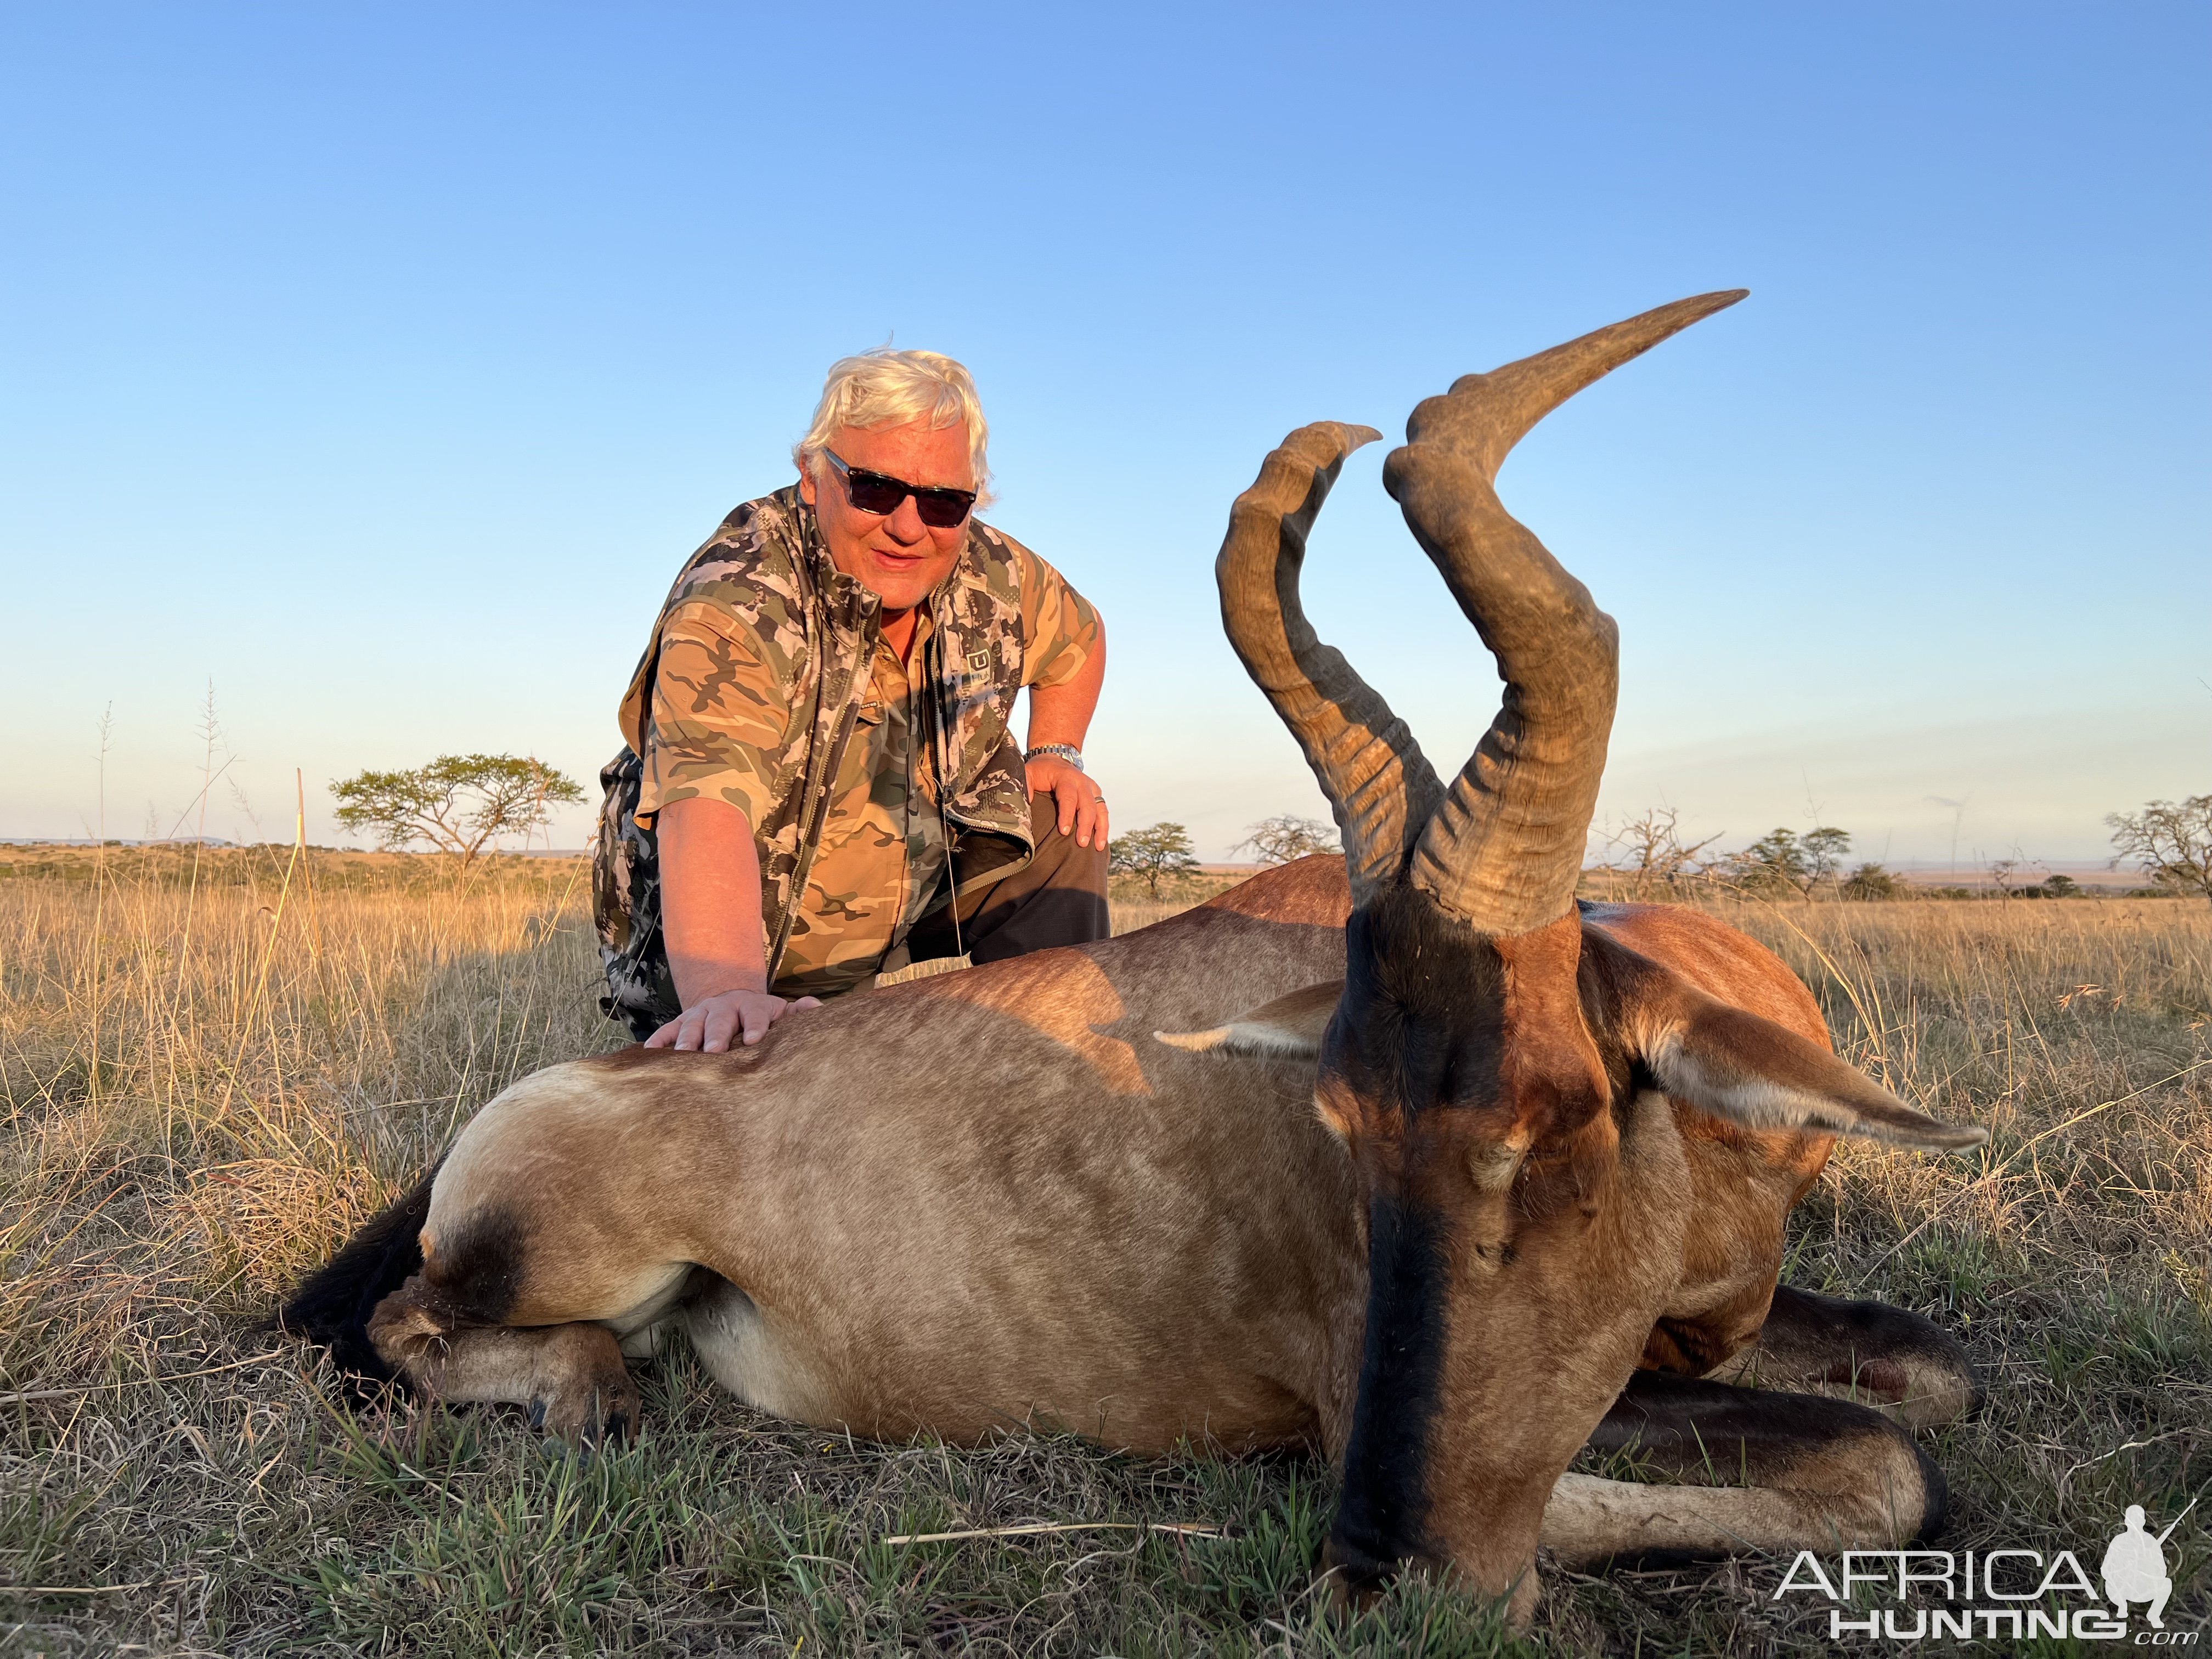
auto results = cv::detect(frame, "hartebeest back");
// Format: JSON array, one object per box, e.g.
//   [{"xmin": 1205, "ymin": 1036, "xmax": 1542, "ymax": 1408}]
[{"xmin": 287, "ymin": 292, "xmax": 1985, "ymax": 1629}]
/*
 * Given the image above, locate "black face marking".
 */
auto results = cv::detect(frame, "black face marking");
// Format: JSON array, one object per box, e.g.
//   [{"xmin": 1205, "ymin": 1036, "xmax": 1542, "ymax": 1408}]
[
  {"xmin": 1328, "ymin": 1196, "xmax": 1450, "ymax": 1583},
  {"xmin": 1329, "ymin": 885, "xmax": 1509, "ymax": 1121},
  {"xmin": 424, "ymin": 1204, "xmax": 529, "ymax": 1324},
  {"xmin": 1322, "ymin": 887, "xmax": 1524, "ymax": 1583}
]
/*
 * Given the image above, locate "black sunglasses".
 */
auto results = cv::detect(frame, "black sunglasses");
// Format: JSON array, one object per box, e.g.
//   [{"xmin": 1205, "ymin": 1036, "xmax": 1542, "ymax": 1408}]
[{"xmin": 822, "ymin": 449, "xmax": 977, "ymax": 529}]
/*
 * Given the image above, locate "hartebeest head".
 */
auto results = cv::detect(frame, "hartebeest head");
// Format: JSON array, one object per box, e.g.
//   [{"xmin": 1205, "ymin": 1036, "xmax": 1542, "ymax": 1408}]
[{"xmin": 1166, "ymin": 293, "xmax": 1984, "ymax": 1620}]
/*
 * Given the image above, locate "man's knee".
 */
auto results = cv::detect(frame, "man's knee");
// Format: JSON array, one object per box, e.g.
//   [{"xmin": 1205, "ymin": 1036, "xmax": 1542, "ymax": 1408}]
[
  {"xmin": 946, "ymin": 798, "xmax": 1110, "ymax": 963},
  {"xmin": 1025, "ymin": 795, "xmax": 1108, "ymax": 884}
]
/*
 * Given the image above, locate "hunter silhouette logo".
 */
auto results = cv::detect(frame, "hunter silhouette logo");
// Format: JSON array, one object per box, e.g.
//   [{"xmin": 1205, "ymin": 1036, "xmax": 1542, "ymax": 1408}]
[
  {"xmin": 1774, "ymin": 1496, "xmax": 2201, "ymax": 1642},
  {"xmin": 2105, "ymin": 1500, "xmax": 2193, "ymax": 1629}
]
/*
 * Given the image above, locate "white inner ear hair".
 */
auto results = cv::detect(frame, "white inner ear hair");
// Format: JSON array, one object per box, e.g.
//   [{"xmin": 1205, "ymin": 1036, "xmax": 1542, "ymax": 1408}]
[
  {"xmin": 1651, "ymin": 1036, "xmax": 1864, "ymax": 1138},
  {"xmin": 1153, "ymin": 1021, "xmax": 1322, "ymax": 1059}
]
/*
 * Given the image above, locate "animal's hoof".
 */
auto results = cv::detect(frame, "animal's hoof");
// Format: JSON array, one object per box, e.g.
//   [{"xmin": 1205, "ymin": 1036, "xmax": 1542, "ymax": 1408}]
[
  {"xmin": 586, "ymin": 1396, "xmax": 636, "ymax": 1448},
  {"xmin": 1316, "ymin": 1542, "xmax": 1391, "ymax": 1613},
  {"xmin": 1319, "ymin": 1566, "xmax": 1377, "ymax": 1617},
  {"xmin": 523, "ymin": 1322, "xmax": 642, "ymax": 1447},
  {"xmin": 535, "ymin": 1373, "xmax": 641, "ymax": 1448}
]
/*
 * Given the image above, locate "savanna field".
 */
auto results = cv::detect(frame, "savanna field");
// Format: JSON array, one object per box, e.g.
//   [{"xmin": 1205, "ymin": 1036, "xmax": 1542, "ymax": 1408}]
[{"xmin": 2, "ymin": 845, "xmax": 2205, "ymax": 1656}]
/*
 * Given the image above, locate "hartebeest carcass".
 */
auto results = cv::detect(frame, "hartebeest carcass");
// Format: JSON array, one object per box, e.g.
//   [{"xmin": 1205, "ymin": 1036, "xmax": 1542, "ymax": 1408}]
[{"xmin": 286, "ymin": 291, "xmax": 1986, "ymax": 1622}]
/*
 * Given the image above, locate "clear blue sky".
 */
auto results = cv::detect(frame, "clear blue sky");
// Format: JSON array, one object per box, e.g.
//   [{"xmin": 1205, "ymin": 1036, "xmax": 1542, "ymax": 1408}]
[{"xmin": 4, "ymin": 3, "xmax": 2205, "ymax": 865}]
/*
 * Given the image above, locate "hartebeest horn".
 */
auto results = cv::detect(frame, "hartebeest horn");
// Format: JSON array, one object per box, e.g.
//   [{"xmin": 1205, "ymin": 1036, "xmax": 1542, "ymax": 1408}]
[
  {"xmin": 1384, "ymin": 290, "xmax": 1748, "ymax": 934},
  {"xmin": 1217, "ymin": 421, "xmax": 1446, "ymax": 904}
]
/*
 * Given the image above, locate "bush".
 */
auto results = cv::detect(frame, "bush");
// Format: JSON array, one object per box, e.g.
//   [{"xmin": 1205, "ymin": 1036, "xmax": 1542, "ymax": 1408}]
[{"xmin": 1841, "ymin": 862, "xmax": 1906, "ymax": 901}]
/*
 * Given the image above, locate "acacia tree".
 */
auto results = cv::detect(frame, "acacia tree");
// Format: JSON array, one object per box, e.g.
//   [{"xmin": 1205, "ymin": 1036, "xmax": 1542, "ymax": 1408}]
[
  {"xmin": 1234, "ymin": 813, "xmax": 1340, "ymax": 866},
  {"xmin": 2108, "ymin": 795, "xmax": 2212, "ymax": 901},
  {"xmin": 331, "ymin": 754, "xmax": 585, "ymax": 866},
  {"xmin": 1717, "ymin": 826, "xmax": 1853, "ymax": 895},
  {"xmin": 1108, "ymin": 822, "xmax": 1200, "ymax": 898},
  {"xmin": 1801, "ymin": 826, "xmax": 1853, "ymax": 888}
]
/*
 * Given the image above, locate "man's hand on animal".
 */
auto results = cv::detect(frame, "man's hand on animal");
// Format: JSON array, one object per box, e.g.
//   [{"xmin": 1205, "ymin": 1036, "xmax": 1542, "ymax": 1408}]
[
  {"xmin": 641, "ymin": 797, "xmax": 823, "ymax": 1049},
  {"xmin": 645, "ymin": 985, "xmax": 822, "ymax": 1052}
]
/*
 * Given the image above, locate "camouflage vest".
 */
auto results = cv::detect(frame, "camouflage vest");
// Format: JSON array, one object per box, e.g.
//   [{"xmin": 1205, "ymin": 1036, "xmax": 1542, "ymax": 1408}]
[{"xmin": 594, "ymin": 487, "xmax": 1034, "ymax": 1035}]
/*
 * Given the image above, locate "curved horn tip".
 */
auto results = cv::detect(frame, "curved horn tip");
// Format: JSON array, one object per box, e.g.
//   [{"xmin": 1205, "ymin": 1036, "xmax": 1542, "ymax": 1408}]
[
  {"xmin": 1280, "ymin": 421, "xmax": 1383, "ymax": 461},
  {"xmin": 1621, "ymin": 286, "xmax": 1752, "ymax": 341},
  {"xmin": 1386, "ymin": 288, "xmax": 1754, "ymax": 485},
  {"xmin": 1669, "ymin": 287, "xmax": 1750, "ymax": 324},
  {"xmin": 1227, "ymin": 422, "xmax": 1385, "ymax": 523}
]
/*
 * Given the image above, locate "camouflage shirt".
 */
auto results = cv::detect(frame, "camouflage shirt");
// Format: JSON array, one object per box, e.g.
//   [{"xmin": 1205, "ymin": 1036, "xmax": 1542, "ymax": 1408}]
[{"xmin": 597, "ymin": 486, "xmax": 1099, "ymax": 1009}]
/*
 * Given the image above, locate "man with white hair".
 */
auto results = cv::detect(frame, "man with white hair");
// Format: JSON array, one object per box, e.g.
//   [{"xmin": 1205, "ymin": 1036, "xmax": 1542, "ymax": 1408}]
[{"xmin": 594, "ymin": 349, "xmax": 1112, "ymax": 1050}]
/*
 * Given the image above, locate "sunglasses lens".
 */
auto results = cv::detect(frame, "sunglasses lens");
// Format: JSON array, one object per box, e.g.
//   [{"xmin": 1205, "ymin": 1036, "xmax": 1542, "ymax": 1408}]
[
  {"xmin": 843, "ymin": 470, "xmax": 909, "ymax": 515},
  {"xmin": 833, "ymin": 456, "xmax": 974, "ymax": 527},
  {"xmin": 912, "ymin": 489, "xmax": 975, "ymax": 528}
]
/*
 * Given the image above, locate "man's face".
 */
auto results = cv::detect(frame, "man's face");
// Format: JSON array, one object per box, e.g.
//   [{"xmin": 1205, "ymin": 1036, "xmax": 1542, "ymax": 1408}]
[{"xmin": 797, "ymin": 418, "xmax": 975, "ymax": 614}]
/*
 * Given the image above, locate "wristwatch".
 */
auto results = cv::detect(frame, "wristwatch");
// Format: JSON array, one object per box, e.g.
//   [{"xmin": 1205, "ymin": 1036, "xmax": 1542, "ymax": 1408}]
[{"xmin": 1024, "ymin": 743, "xmax": 1085, "ymax": 773}]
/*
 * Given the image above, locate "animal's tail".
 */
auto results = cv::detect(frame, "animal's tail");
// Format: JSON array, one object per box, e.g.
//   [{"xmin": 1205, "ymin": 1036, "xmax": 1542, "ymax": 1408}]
[{"xmin": 273, "ymin": 1163, "xmax": 441, "ymax": 1389}]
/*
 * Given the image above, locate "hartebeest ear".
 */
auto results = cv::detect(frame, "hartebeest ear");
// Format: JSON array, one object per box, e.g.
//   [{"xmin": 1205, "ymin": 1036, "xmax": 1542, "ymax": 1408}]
[
  {"xmin": 1639, "ymin": 987, "xmax": 1986, "ymax": 1154},
  {"xmin": 1154, "ymin": 980, "xmax": 1342, "ymax": 1059}
]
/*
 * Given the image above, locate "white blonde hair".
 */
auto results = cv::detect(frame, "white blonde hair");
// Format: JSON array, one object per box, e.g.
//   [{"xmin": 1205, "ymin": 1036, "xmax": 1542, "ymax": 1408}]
[{"xmin": 793, "ymin": 348, "xmax": 993, "ymax": 506}]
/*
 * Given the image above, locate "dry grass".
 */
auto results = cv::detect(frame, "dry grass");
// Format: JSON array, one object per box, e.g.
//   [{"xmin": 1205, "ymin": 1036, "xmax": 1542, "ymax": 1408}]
[
  {"xmin": 1108, "ymin": 872, "xmax": 1249, "ymax": 936},
  {"xmin": 2, "ymin": 850, "xmax": 2207, "ymax": 1654}
]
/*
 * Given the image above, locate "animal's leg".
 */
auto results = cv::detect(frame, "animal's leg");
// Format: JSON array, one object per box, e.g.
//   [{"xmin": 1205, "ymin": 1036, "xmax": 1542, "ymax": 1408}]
[
  {"xmin": 676, "ymin": 1271, "xmax": 838, "ymax": 1424},
  {"xmin": 1702, "ymin": 1284, "xmax": 1981, "ymax": 1429},
  {"xmin": 368, "ymin": 1277, "xmax": 640, "ymax": 1444},
  {"xmin": 1542, "ymin": 1371, "xmax": 1945, "ymax": 1570}
]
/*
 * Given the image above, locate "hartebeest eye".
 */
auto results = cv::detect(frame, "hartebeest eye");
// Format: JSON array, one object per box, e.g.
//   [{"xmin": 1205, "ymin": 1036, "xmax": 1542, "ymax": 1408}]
[{"xmin": 1465, "ymin": 1139, "xmax": 1522, "ymax": 1191}]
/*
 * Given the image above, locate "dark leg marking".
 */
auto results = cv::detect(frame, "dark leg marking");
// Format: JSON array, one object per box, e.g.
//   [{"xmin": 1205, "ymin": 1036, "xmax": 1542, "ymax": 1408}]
[
  {"xmin": 1573, "ymin": 1369, "xmax": 1947, "ymax": 1567},
  {"xmin": 1708, "ymin": 1285, "xmax": 1982, "ymax": 1430}
]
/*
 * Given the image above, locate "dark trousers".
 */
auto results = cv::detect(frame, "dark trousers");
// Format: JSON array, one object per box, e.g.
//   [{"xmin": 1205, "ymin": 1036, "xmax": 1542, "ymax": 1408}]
[{"xmin": 898, "ymin": 793, "xmax": 1111, "ymax": 968}]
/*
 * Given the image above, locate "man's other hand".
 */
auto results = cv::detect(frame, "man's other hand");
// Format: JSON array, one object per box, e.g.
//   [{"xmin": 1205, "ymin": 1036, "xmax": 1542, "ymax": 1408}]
[
  {"xmin": 645, "ymin": 986, "xmax": 822, "ymax": 1052},
  {"xmin": 1025, "ymin": 755, "xmax": 1109, "ymax": 850}
]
